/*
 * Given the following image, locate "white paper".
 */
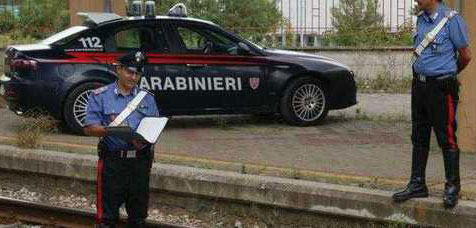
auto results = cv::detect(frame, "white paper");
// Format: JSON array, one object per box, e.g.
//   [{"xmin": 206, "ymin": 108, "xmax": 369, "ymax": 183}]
[{"xmin": 136, "ymin": 117, "xmax": 168, "ymax": 144}]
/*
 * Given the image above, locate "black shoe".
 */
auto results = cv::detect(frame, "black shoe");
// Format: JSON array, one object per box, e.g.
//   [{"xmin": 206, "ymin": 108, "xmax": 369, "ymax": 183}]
[
  {"xmin": 127, "ymin": 220, "xmax": 146, "ymax": 228},
  {"xmin": 95, "ymin": 224, "xmax": 115, "ymax": 228},
  {"xmin": 443, "ymin": 183, "xmax": 460, "ymax": 208},
  {"xmin": 442, "ymin": 149, "xmax": 461, "ymax": 209},
  {"xmin": 393, "ymin": 182, "xmax": 429, "ymax": 202}
]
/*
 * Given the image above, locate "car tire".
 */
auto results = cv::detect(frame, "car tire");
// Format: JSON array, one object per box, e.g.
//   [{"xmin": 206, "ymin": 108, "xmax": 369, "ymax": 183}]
[
  {"xmin": 63, "ymin": 82, "xmax": 105, "ymax": 135},
  {"xmin": 280, "ymin": 77, "xmax": 329, "ymax": 126}
]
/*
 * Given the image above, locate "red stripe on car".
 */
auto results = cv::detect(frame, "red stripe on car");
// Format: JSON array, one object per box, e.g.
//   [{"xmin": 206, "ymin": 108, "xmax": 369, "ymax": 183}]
[{"xmin": 38, "ymin": 52, "xmax": 266, "ymax": 65}]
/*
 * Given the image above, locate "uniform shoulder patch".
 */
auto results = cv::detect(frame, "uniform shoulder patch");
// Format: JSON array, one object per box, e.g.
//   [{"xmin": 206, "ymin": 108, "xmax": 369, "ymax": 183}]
[
  {"xmin": 445, "ymin": 10, "xmax": 458, "ymax": 19},
  {"xmin": 92, "ymin": 86, "xmax": 108, "ymax": 95}
]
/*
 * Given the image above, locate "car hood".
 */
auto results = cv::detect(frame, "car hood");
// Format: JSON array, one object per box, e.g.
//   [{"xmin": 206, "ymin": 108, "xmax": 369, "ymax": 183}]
[
  {"xmin": 264, "ymin": 49, "xmax": 350, "ymax": 71},
  {"xmin": 264, "ymin": 49, "xmax": 334, "ymax": 61}
]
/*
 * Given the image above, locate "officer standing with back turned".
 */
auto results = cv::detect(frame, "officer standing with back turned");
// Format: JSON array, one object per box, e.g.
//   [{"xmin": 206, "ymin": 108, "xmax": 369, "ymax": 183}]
[
  {"xmin": 393, "ymin": 0, "xmax": 471, "ymax": 208},
  {"xmin": 84, "ymin": 51, "xmax": 159, "ymax": 227}
]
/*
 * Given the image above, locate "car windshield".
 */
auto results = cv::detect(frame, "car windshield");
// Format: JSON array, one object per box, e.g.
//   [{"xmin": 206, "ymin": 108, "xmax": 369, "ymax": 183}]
[{"xmin": 42, "ymin": 26, "xmax": 89, "ymax": 45}]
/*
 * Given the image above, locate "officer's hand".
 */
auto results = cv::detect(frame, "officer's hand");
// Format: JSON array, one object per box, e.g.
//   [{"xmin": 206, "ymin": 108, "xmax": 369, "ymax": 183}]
[{"xmin": 83, "ymin": 125, "xmax": 107, "ymax": 137}]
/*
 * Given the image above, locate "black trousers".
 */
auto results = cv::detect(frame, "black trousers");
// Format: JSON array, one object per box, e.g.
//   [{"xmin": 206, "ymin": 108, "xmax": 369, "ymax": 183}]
[
  {"xmin": 96, "ymin": 144, "xmax": 154, "ymax": 226},
  {"xmin": 411, "ymin": 76, "xmax": 459, "ymax": 152}
]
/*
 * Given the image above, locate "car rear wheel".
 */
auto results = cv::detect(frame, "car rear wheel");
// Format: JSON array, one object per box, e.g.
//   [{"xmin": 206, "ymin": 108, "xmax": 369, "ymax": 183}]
[
  {"xmin": 63, "ymin": 82, "xmax": 104, "ymax": 135},
  {"xmin": 280, "ymin": 77, "xmax": 328, "ymax": 126}
]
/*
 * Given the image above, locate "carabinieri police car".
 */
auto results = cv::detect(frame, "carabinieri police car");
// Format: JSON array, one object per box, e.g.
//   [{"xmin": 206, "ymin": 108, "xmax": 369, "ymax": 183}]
[{"xmin": 0, "ymin": 3, "xmax": 356, "ymax": 134}]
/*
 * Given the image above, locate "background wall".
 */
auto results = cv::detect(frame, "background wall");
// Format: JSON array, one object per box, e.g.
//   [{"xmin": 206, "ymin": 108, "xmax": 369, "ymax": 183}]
[{"xmin": 302, "ymin": 48, "xmax": 413, "ymax": 79}]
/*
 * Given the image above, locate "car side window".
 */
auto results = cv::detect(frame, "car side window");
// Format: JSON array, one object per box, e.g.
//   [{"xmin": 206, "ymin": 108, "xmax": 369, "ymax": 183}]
[
  {"xmin": 174, "ymin": 25, "xmax": 241, "ymax": 55},
  {"xmin": 105, "ymin": 27, "xmax": 156, "ymax": 52},
  {"xmin": 116, "ymin": 29, "xmax": 141, "ymax": 49},
  {"xmin": 206, "ymin": 30, "xmax": 240, "ymax": 55},
  {"xmin": 176, "ymin": 27, "xmax": 207, "ymax": 53}
]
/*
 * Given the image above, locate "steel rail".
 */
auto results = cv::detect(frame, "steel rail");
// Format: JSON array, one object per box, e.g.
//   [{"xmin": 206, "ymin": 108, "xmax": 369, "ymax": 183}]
[{"xmin": 0, "ymin": 196, "xmax": 191, "ymax": 228}]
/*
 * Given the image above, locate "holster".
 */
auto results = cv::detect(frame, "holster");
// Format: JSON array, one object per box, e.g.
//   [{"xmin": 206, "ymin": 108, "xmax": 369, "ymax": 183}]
[{"xmin": 437, "ymin": 77, "xmax": 459, "ymax": 95}]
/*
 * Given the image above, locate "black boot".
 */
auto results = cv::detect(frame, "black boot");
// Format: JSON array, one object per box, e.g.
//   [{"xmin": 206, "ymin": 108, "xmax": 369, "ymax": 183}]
[
  {"xmin": 127, "ymin": 219, "xmax": 146, "ymax": 228},
  {"xmin": 393, "ymin": 147, "xmax": 429, "ymax": 202},
  {"xmin": 443, "ymin": 149, "xmax": 460, "ymax": 208},
  {"xmin": 95, "ymin": 224, "xmax": 115, "ymax": 228},
  {"xmin": 393, "ymin": 177, "xmax": 429, "ymax": 202}
]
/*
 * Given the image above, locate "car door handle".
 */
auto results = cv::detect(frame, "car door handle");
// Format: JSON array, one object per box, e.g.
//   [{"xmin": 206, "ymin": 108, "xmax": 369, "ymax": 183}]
[{"xmin": 186, "ymin": 64, "xmax": 208, "ymax": 68}]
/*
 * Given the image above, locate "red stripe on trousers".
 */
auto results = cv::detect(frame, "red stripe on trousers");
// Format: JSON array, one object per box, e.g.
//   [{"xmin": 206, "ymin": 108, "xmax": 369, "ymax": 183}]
[
  {"xmin": 446, "ymin": 94, "xmax": 456, "ymax": 149},
  {"xmin": 96, "ymin": 159, "xmax": 104, "ymax": 224}
]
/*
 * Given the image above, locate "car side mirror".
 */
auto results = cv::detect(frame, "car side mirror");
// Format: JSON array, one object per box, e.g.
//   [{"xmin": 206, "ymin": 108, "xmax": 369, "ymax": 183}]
[{"xmin": 238, "ymin": 42, "xmax": 252, "ymax": 55}]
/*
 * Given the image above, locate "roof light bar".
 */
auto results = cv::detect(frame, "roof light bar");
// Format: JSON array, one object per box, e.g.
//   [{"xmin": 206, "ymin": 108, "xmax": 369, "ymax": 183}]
[
  {"xmin": 168, "ymin": 3, "xmax": 188, "ymax": 17},
  {"xmin": 131, "ymin": 0, "xmax": 142, "ymax": 16},
  {"xmin": 145, "ymin": 1, "xmax": 156, "ymax": 17}
]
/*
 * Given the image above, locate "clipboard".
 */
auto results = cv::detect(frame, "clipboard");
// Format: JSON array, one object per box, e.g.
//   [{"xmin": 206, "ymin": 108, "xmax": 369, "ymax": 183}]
[{"xmin": 106, "ymin": 117, "xmax": 168, "ymax": 144}]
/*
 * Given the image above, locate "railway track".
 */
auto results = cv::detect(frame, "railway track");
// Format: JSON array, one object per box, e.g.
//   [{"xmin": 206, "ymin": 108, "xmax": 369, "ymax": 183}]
[{"xmin": 0, "ymin": 196, "xmax": 192, "ymax": 228}]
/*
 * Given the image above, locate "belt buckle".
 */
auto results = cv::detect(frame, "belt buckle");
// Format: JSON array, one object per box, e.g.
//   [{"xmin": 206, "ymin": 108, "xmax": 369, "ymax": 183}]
[
  {"xmin": 437, "ymin": 74, "xmax": 453, "ymax": 80},
  {"xmin": 126, "ymin": 150, "xmax": 136, "ymax": 158},
  {"xmin": 418, "ymin": 74, "xmax": 426, "ymax": 82}
]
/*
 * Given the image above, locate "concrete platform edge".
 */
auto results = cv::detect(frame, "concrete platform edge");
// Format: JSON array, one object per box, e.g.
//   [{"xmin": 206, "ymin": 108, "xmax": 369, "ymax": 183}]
[{"xmin": 1, "ymin": 144, "xmax": 475, "ymax": 227}]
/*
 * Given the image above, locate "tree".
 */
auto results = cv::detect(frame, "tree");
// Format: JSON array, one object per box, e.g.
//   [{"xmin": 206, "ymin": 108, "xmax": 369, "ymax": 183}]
[
  {"xmin": 155, "ymin": 0, "xmax": 283, "ymax": 45},
  {"xmin": 323, "ymin": 0, "xmax": 412, "ymax": 47},
  {"xmin": 18, "ymin": 0, "xmax": 69, "ymax": 39},
  {"xmin": 331, "ymin": 0, "xmax": 383, "ymax": 33}
]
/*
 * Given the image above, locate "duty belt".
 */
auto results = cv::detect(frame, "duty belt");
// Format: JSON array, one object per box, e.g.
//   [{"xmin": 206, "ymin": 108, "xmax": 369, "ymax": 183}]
[
  {"xmin": 101, "ymin": 149, "xmax": 150, "ymax": 159},
  {"xmin": 415, "ymin": 74, "xmax": 454, "ymax": 83},
  {"xmin": 119, "ymin": 150, "xmax": 137, "ymax": 159}
]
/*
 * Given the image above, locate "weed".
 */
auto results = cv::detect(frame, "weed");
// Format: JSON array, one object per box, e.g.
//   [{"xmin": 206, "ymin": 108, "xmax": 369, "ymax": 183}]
[
  {"xmin": 282, "ymin": 168, "xmax": 301, "ymax": 180},
  {"xmin": 214, "ymin": 117, "xmax": 233, "ymax": 130},
  {"xmin": 240, "ymin": 163, "xmax": 247, "ymax": 174},
  {"xmin": 15, "ymin": 109, "xmax": 59, "ymax": 149},
  {"xmin": 357, "ymin": 75, "xmax": 412, "ymax": 94}
]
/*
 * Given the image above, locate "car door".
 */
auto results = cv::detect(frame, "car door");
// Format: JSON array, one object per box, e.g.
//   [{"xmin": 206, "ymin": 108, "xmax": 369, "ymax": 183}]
[
  {"xmin": 102, "ymin": 22, "xmax": 183, "ymax": 115},
  {"xmin": 165, "ymin": 21, "xmax": 269, "ymax": 113},
  {"xmin": 141, "ymin": 22, "xmax": 207, "ymax": 114}
]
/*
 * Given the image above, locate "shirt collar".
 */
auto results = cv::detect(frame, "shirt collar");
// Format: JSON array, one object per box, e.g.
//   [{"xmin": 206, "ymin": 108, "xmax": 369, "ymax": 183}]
[
  {"xmin": 113, "ymin": 82, "xmax": 138, "ymax": 97},
  {"xmin": 423, "ymin": 4, "xmax": 444, "ymax": 23}
]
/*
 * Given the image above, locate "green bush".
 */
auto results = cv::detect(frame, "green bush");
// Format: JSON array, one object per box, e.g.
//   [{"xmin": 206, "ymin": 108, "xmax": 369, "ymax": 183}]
[
  {"xmin": 17, "ymin": 0, "xmax": 70, "ymax": 39},
  {"xmin": 0, "ymin": 31, "xmax": 37, "ymax": 48},
  {"xmin": 322, "ymin": 0, "xmax": 413, "ymax": 47},
  {"xmin": 0, "ymin": 11, "xmax": 15, "ymax": 33},
  {"xmin": 155, "ymin": 0, "xmax": 284, "ymax": 46}
]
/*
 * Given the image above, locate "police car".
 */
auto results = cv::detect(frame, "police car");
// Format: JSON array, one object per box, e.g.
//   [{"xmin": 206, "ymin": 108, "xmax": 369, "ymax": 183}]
[{"xmin": 0, "ymin": 3, "xmax": 357, "ymax": 134}]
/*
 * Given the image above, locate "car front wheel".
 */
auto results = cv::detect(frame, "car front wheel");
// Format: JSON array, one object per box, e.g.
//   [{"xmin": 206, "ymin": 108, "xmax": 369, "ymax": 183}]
[
  {"xmin": 63, "ymin": 82, "xmax": 104, "ymax": 134},
  {"xmin": 280, "ymin": 77, "xmax": 328, "ymax": 126}
]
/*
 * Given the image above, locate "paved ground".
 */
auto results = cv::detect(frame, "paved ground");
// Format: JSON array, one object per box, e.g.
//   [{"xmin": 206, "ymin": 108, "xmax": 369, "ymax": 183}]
[{"xmin": 2, "ymin": 93, "xmax": 476, "ymax": 199}]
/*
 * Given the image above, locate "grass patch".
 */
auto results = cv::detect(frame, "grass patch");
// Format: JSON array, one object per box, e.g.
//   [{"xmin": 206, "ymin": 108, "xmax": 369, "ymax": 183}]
[
  {"xmin": 281, "ymin": 168, "xmax": 302, "ymax": 180},
  {"xmin": 357, "ymin": 75, "xmax": 412, "ymax": 94},
  {"xmin": 332, "ymin": 108, "xmax": 410, "ymax": 123},
  {"xmin": 15, "ymin": 109, "xmax": 59, "ymax": 149}
]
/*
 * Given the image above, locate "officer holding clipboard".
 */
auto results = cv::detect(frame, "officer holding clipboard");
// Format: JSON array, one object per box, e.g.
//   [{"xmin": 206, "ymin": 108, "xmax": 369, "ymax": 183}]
[{"xmin": 84, "ymin": 51, "xmax": 159, "ymax": 227}]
